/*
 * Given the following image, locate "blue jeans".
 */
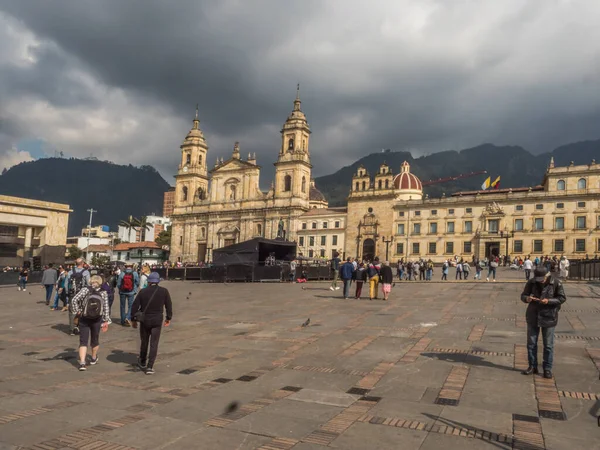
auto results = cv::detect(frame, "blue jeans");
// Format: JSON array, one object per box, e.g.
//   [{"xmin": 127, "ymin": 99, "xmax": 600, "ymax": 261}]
[
  {"xmin": 426, "ymin": 269, "xmax": 432, "ymax": 281},
  {"xmin": 487, "ymin": 267, "xmax": 496, "ymax": 279},
  {"xmin": 44, "ymin": 285, "xmax": 54, "ymax": 303},
  {"xmin": 342, "ymin": 279, "xmax": 352, "ymax": 298},
  {"xmin": 527, "ymin": 324, "xmax": 555, "ymax": 370},
  {"xmin": 19, "ymin": 277, "xmax": 27, "ymax": 289},
  {"xmin": 120, "ymin": 293, "xmax": 135, "ymax": 323},
  {"xmin": 52, "ymin": 290, "xmax": 67, "ymax": 309}
]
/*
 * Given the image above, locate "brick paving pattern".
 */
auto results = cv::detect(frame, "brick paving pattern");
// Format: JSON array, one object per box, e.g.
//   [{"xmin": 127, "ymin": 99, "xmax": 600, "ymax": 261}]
[{"xmin": 1, "ymin": 276, "xmax": 599, "ymax": 449}]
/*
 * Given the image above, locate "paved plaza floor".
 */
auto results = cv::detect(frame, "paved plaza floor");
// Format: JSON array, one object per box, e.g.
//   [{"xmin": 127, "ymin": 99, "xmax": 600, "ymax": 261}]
[{"xmin": 1, "ymin": 275, "xmax": 599, "ymax": 449}]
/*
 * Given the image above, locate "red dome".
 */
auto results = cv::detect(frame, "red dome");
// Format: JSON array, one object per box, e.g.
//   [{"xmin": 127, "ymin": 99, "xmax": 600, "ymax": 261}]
[{"xmin": 393, "ymin": 161, "xmax": 422, "ymax": 190}]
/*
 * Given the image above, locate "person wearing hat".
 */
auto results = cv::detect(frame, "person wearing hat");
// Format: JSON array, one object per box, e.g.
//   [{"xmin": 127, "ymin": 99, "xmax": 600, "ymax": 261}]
[
  {"xmin": 130, "ymin": 272, "xmax": 173, "ymax": 375},
  {"xmin": 520, "ymin": 266, "xmax": 567, "ymax": 379}
]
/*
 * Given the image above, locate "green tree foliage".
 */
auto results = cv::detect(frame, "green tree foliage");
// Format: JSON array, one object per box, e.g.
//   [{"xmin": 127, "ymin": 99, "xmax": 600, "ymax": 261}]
[
  {"xmin": 91, "ymin": 254, "xmax": 111, "ymax": 267},
  {"xmin": 68, "ymin": 245, "xmax": 82, "ymax": 260},
  {"xmin": 155, "ymin": 227, "xmax": 171, "ymax": 248}
]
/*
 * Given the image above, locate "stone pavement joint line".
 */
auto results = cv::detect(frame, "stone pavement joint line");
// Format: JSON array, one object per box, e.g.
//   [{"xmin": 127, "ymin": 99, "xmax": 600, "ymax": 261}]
[
  {"xmin": 585, "ymin": 347, "xmax": 600, "ymax": 375},
  {"xmin": 302, "ymin": 398, "xmax": 380, "ymax": 445},
  {"xmin": 356, "ymin": 413, "xmax": 513, "ymax": 444},
  {"xmin": 454, "ymin": 316, "xmax": 516, "ymax": 322},
  {"xmin": 512, "ymin": 414, "xmax": 545, "ymax": 450},
  {"xmin": 23, "ymin": 414, "xmax": 146, "ymax": 450},
  {"xmin": 0, "ymin": 401, "xmax": 80, "ymax": 426},
  {"xmin": 339, "ymin": 335, "xmax": 378, "ymax": 356},
  {"xmin": 256, "ymin": 437, "xmax": 300, "ymax": 450},
  {"xmin": 555, "ymin": 334, "xmax": 600, "ymax": 341},
  {"xmin": 533, "ymin": 376, "xmax": 566, "ymax": 421},
  {"xmin": 558, "ymin": 390, "xmax": 599, "ymax": 400},
  {"xmin": 566, "ymin": 316, "xmax": 585, "ymax": 331},
  {"xmin": 467, "ymin": 323, "xmax": 486, "ymax": 341},
  {"xmin": 177, "ymin": 350, "xmax": 242, "ymax": 373},
  {"xmin": 204, "ymin": 387, "xmax": 299, "ymax": 427},
  {"xmin": 357, "ymin": 361, "xmax": 395, "ymax": 389},
  {"xmin": 435, "ymin": 365, "xmax": 470, "ymax": 406},
  {"xmin": 399, "ymin": 337, "xmax": 432, "ymax": 363},
  {"xmin": 287, "ymin": 365, "xmax": 368, "ymax": 376},
  {"xmin": 514, "ymin": 344, "xmax": 529, "ymax": 371},
  {"xmin": 432, "ymin": 347, "xmax": 514, "ymax": 357}
]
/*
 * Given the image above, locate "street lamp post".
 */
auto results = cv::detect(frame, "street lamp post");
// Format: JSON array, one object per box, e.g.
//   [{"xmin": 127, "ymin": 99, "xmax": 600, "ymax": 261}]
[
  {"xmin": 381, "ymin": 235, "xmax": 394, "ymax": 261},
  {"xmin": 500, "ymin": 227, "xmax": 515, "ymax": 264}
]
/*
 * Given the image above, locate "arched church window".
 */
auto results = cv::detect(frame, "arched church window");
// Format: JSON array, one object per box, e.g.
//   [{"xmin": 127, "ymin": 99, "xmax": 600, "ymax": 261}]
[
  {"xmin": 284, "ymin": 174, "xmax": 292, "ymax": 192},
  {"xmin": 201, "ymin": 227, "xmax": 206, "ymax": 238},
  {"xmin": 362, "ymin": 181, "xmax": 366, "ymax": 190},
  {"xmin": 288, "ymin": 138, "xmax": 294, "ymax": 150},
  {"xmin": 301, "ymin": 176, "xmax": 306, "ymax": 193},
  {"xmin": 197, "ymin": 187, "xmax": 205, "ymax": 200},
  {"xmin": 230, "ymin": 185, "xmax": 237, "ymax": 200},
  {"xmin": 378, "ymin": 180, "xmax": 382, "ymax": 189},
  {"xmin": 198, "ymin": 154, "xmax": 203, "ymax": 165},
  {"xmin": 557, "ymin": 180, "xmax": 565, "ymax": 191},
  {"xmin": 256, "ymin": 224, "xmax": 262, "ymax": 236},
  {"xmin": 181, "ymin": 186, "xmax": 188, "ymax": 202},
  {"xmin": 303, "ymin": 140, "xmax": 306, "ymax": 150},
  {"xmin": 578, "ymin": 178, "xmax": 587, "ymax": 189},
  {"xmin": 186, "ymin": 153, "xmax": 191, "ymax": 164},
  {"xmin": 355, "ymin": 182, "xmax": 359, "ymax": 191},
  {"xmin": 385, "ymin": 179, "xmax": 389, "ymax": 189}
]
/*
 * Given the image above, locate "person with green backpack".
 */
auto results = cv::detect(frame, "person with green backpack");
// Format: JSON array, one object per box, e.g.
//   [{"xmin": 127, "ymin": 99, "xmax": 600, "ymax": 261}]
[{"xmin": 70, "ymin": 275, "xmax": 111, "ymax": 371}]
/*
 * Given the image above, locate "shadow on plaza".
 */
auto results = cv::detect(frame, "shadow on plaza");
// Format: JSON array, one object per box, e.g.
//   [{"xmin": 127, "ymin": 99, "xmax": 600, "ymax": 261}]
[
  {"xmin": 420, "ymin": 352, "xmax": 516, "ymax": 372},
  {"xmin": 422, "ymin": 413, "xmax": 514, "ymax": 450},
  {"xmin": 40, "ymin": 348, "xmax": 79, "ymax": 368},
  {"xmin": 51, "ymin": 323, "xmax": 72, "ymax": 335},
  {"xmin": 106, "ymin": 349, "xmax": 138, "ymax": 366}
]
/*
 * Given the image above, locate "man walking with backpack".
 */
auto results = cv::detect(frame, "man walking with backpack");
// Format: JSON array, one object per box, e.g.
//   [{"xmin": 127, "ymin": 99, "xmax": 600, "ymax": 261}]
[
  {"xmin": 118, "ymin": 263, "xmax": 139, "ymax": 326},
  {"xmin": 67, "ymin": 258, "xmax": 90, "ymax": 335},
  {"xmin": 41, "ymin": 263, "xmax": 58, "ymax": 306},
  {"xmin": 131, "ymin": 272, "xmax": 173, "ymax": 375},
  {"xmin": 520, "ymin": 267, "xmax": 567, "ymax": 379},
  {"xmin": 70, "ymin": 275, "xmax": 111, "ymax": 371}
]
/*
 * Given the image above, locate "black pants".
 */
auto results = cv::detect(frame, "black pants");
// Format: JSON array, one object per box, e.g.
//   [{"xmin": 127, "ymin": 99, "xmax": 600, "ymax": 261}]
[
  {"xmin": 139, "ymin": 322, "xmax": 162, "ymax": 368},
  {"xmin": 79, "ymin": 317, "xmax": 102, "ymax": 348}
]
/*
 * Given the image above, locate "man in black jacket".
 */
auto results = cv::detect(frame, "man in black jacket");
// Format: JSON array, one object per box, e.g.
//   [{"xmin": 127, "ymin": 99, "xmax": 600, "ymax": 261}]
[
  {"xmin": 520, "ymin": 267, "xmax": 567, "ymax": 379},
  {"xmin": 131, "ymin": 272, "xmax": 173, "ymax": 375}
]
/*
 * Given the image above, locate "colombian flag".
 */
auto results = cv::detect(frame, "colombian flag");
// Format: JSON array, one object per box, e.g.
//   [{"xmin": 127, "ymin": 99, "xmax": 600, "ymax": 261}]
[
  {"xmin": 491, "ymin": 176, "xmax": 501, "ymax": 189},
  {"xmin": 481, "ymin": 176, "xmax": 491, "ymax": 190}
]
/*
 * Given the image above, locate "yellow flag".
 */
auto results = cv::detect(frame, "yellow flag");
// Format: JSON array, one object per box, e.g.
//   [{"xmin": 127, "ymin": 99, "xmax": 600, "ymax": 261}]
[
  {"xmin": 491, "ymin": 176, "xmax": 501, "ymax": 189},
  {"xmin": 481, "ymin": 176, "xmax": 491, "ymax": 190}
]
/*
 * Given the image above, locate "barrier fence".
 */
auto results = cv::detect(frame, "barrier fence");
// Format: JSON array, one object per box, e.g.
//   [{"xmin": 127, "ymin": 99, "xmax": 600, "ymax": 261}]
[
  {"xmin": 0, "ymin": 263, "xmax": 334, "ymax": 286},
  {"xmin": 568, "ymin": 259, "xmax": 600, "ymax": 281}
]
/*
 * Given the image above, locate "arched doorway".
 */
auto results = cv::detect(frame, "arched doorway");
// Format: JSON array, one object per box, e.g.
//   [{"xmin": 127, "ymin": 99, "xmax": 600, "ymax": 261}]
[{"xmin": 362, "ymin": 239, "xmax": 375, "ymax": 262}]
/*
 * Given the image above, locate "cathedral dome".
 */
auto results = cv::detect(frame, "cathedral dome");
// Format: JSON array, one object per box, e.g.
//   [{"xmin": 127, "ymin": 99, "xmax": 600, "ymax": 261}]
[
  {"xmin": 309, "ymin": 185, "xmax": 326, "ymax": 202},
  {"xmin": 393, "ymin": 161, "xmax": 422, "ymax": 191}
]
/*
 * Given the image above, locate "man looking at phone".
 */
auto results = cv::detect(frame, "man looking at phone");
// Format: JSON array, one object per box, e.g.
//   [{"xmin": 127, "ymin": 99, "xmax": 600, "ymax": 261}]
[{"xmin": 520, "ymin": 267, "xmax": 567, "ymax": 379}]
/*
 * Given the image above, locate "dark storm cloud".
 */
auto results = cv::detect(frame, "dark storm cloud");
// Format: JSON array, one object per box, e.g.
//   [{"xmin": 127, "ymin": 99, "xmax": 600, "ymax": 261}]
[{"xmin": 1, "ymin": 0, "xmax": 600, "ymax": 181}]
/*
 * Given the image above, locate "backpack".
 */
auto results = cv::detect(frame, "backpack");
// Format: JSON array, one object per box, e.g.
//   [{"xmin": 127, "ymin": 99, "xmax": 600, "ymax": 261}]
[
  {"xmin": 121, "ymin": 272, "xmax": 135, "ymax": 293},
  {"xmin": 69, "ymin": 269, "xmax": 86, "ymax": 296},
  {"xmin": 367, "ymin": 265, "xmax": 379, "ymax": 278},
  {"xmin": 82, "ymin": 289, "xmax": 104, "ymax": 320}
]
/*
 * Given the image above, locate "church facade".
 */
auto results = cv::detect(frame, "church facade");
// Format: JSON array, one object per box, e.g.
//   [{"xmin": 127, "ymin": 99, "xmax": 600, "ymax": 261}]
[{"xmin": 169, "ymin": 89, "xmax": 328, "ymax": 263}]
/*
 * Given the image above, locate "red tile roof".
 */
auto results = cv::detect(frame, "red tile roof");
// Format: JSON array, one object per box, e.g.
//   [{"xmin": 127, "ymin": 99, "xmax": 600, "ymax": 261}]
[
  {"xmin": 114, "ymin": 241, "xmax": 161, "ymax": 251},
  {"xmin": 81, "ymin": 244, "xmax": 111, "ymax": 252}
]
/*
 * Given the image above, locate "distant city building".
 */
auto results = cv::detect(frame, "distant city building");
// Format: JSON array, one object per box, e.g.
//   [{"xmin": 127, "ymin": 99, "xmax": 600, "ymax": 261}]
[
  {"xmin": 80, "ymin": 224, "xmax": 111, "ymax": 238},
  {"xmin": 112, "ymin": 241, "xmax": 166, "ymax": 265},
  {"xmin": 163, "ymin": 187, "xmax": 175, "ymax": 217},
  {"xmin": 297, "ymin": 206, "xmax": 347, "ymax": 259},
  {"xmin": 117, "ymin": 215, "xmax": 171, "ymax": 243},
  {"xmin": 81, "ymin": 244, "xmax": 111, "ymax": 262},
  {"xmin": 0, "ymin": 195, "xmax": 71, "ymax": 266},
  {"xmin": 66, "ymin": 236, "xmax": 111, "ymax": 249}
]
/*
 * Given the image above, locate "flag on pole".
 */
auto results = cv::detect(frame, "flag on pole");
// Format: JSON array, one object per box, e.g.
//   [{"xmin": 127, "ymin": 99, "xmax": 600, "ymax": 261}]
[
  {"xmin": 481, "ymin": 176, "xmax": 491, "ymax": 190},
  {"xmin": 491, "ymin": 176, "xmax": 501, "ymax": 189}
]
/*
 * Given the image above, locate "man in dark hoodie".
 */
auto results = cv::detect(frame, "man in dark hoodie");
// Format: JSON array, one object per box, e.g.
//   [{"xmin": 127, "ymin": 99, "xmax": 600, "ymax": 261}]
[{"xmin": 520, "ymin": 267, "xmax": 566, "ymax": 379}]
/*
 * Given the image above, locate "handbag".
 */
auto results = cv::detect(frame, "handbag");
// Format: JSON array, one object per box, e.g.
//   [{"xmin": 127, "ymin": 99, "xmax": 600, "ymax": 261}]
[{"xmin": 133, "ymin": 288, "xmax": 159, "ymax": 324}]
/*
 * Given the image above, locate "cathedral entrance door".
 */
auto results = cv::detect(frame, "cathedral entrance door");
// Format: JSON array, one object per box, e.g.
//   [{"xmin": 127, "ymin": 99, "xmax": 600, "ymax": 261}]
[
  {"xmin": 362, "ymin": 238, "xmax": 375, "ymax": 262},
  {"xmin": 485, "ymin": 242, "xmax": 500, "ymax": 259},
  {"xmin": 197, "ymin": 243, "xmax": 207, "ymax": 263}
]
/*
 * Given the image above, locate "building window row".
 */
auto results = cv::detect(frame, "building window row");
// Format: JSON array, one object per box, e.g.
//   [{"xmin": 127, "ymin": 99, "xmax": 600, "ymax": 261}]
[
  {"xmin": 397, "ymin": 241, "xmax": 473, "ymax": 256},
  {"xmin": 556, "ymin": 178, "xmax": 587, "ymax": 191},
  {"xmin": 302, "ymin": 221, "xmax": 342, "ymax": 230},
  {"xmin": 298, "ymin": 235, "xmax": 339, "ymax": 247},
  {"xmin": 513, "ymin": 238, "xmax": 591, "ymax": 254}
]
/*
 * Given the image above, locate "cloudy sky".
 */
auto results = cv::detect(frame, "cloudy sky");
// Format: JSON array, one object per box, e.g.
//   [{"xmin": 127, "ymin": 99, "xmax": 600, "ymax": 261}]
[{"xmin": 1, "ymin": 0, "xmax": 599, "ymax": 184}]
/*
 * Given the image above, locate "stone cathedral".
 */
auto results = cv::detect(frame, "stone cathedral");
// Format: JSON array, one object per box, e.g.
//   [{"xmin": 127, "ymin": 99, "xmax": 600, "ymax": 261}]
[{"xmin": 170, "ymin": 88, "xmax": 327, "ymax": 263}]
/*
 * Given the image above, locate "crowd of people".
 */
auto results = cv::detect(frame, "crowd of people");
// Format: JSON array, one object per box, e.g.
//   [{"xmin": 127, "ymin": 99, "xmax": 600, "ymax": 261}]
[{"xmin": 32, "ymin": 259, "xmax": 173, "ymax": 373}]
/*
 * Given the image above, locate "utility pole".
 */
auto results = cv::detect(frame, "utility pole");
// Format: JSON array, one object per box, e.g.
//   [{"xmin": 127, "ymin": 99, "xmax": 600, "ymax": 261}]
[{"xmin": 86, "ymin": 208, "xmax": 97, "ymax": 263}]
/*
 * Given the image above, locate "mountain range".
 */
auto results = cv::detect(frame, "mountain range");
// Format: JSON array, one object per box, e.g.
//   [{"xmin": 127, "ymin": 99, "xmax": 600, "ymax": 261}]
[
  {"xmin": 0, "ymin": 139, "xmax": 598, "ymax": 235},
  {"xmin": 314, "ymin": 139, "xmax": 600, "ymax": 205}
]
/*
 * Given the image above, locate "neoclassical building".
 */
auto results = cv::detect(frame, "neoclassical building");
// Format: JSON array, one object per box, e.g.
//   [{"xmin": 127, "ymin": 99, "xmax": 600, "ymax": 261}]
[
  {"xmin": 170, "ymin": 89, "xmax": 327, "ymax": 263},
  {"xmin": 347, "ymin": 158, "xmax": 600, "ymax": 262}
]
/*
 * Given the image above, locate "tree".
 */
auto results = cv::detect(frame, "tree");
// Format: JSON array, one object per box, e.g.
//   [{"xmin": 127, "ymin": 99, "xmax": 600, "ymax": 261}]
[
  {"xmin": 155, "ymin": 227, "xmax": 172, "ymax": 248},
  {"xmin": 91, "ymin": 254, "xmax": 111, "ymax": 267},
  {"xmin": 119, "ymin": 215, "xmax": 137, "ymax": 242},
  {"xmin": 134, "ymin": 216, "xmax": 153, "ymax": 242},
  {"xmin": 68, "ymin": 245, "xmax": 82, "ymax": 260}
]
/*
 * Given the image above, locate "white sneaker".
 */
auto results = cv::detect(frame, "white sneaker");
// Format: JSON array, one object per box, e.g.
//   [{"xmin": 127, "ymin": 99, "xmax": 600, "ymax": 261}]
[
  {"xmin": 17, "ymin": 287, "xmax": 21, "ymax": 291},
  {"xmin": 23, "ymin": 289, "xmax": 26, "ymax": 292},
  {"xmin": 329, "ymin": 287, "xmax": 334, "ymax": 291},
  {"xmin": 335, "ymin": 287, "xmax": 340, "ymax": 290},
  {"xmin": 486, "ymin": 278, "xmax": 489, "ymax": 281}
]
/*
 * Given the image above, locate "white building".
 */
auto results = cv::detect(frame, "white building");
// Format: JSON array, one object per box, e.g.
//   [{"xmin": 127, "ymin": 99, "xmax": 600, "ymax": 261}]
[
  {"xmin": 66, "ymin": 236, "xmax": 111, "ymax": 249},
  {"xmin": 118, "ymin": 215, "xmax": 171, "ymax": 243}
]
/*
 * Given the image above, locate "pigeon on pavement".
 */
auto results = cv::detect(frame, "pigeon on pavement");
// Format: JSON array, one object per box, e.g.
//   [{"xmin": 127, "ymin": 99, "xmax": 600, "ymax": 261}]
[
  {"xmin": 301, "ymin": 318, "xmax": 310, "ymax": 328},
  {"xmin": 224, "ymin": 401, "xmax": 240, "ymax": 415}
]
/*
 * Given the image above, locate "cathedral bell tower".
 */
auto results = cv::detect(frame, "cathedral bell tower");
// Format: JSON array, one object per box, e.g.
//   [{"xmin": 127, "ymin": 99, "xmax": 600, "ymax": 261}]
[
  {"xmin": 175, "ymin": 105, "xmax": 210, "ymax": 207},
  {"xmin": 274, "ymin": 85, "xmax": 312, "ymax": 202}
]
